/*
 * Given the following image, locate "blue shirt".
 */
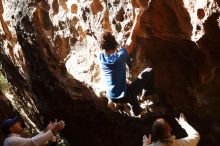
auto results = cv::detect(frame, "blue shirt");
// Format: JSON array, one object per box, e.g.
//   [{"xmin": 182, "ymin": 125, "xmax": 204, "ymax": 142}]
[{"xmin": 98, "ymin": 48, "xmax": 128, "ymax": 99}]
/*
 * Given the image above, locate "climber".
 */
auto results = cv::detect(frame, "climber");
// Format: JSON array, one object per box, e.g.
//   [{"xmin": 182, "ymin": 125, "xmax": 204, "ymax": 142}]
[
  {"xmin": 1, "ymin": 116, "xmax": 65, "ymax": 146},
  {"xmin": 98, "ymin": 7, "xmax": 156, "ymax": 116},
  {"xmin": 142, "ymin": 113, "xmax": 200, "ymax": 146}
]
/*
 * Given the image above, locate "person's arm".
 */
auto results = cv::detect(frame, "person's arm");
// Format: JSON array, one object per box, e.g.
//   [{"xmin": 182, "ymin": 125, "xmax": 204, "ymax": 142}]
[
  {"xmin": 29, "ymin": 120, "xmax": 65, "ymax": 146},
  {"xmin": 31, "ymin": 120, "xmax": 65, "ymax": 145},
  {"xmin": 47, "ymin": 135, "xmax": 57, "ymax": 146},
  {"xmin": 5, "ymin": 130, "xmax": 54, "ymax": 146},
  {"xmin": 124, "ymin": 8, "xmax": 144, "ymax": 55},
  {"xmin": 175, "ymin": 113, "xmax": 200, "ymax": 146},
  {"xmin": 30, "ymin": 130, "xmax": 54, "ymax": 145}
]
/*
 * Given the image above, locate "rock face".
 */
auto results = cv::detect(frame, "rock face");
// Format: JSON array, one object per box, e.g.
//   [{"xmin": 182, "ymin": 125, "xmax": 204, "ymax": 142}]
[{"xmin": 0, "ymin": 0, "xmax": 220, "ymax": 146}]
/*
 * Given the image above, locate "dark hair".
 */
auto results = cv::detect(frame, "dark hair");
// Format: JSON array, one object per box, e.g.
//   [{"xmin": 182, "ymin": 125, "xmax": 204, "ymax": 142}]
[
  {"xmin": 152, "ymin": 118, "xmax": 170, "ymax": 140},
  {"xmin": 100, "ymin": 31, "xmax": 118, "ymax": 51}
]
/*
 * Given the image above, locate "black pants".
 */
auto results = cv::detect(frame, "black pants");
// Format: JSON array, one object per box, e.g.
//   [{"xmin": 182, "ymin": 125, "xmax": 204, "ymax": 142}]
[{"xmin": 111, "ymin": 68, "xmax": 155, "ymax": 115}]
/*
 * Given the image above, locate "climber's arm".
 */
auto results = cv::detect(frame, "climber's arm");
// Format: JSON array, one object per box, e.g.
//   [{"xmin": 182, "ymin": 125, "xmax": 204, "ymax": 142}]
[{"xmin": 124, "ymin": 8, "xmax": 144, "ymax": 55}]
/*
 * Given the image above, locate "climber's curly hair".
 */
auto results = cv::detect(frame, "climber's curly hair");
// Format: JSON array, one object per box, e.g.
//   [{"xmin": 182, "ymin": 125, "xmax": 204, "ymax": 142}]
[{"xmin": 100, "ymin": 31, "xmax": 118, "ymax": 51}]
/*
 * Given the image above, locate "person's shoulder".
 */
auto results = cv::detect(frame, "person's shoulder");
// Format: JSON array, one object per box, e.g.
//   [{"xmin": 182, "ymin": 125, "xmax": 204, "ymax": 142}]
[
  {"xmin": 98, "ymin": 50, "xmax": 105, "ymax": 58},
  {"xmin": 3, "ymin": 137, "xmax": 18, "ymax": 146},
  {"xmin": 118, "ymin": 47, "xmax": 126, "ymax": 51},
  {"xmin": 117, "ymin": 47, "xmax": 127, "ymax": 53},
  {"xmin": 98, "ymin": 51, "xmax": 107, "ymax": 64},
  {"xmin": 98, "ymin": 49, "xmax": 104, "ymax": 55},
  {"xmin": 6, "ymin": 135, "xmax": 24, "ymax": 140},
  {"xmin": 117, "ymin": 47, "xmax": 128, "ymax": 56}
]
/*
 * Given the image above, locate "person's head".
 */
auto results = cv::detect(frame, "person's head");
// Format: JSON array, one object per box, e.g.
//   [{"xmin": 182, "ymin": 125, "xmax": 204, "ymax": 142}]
[
  {"xmin": 152, "ymin": 118, "xmax": 172, "ymax": 140},
  {"xmin": 1, "ymin": 116, "xmax": 23, "ymax": 135},
  {"xmin": 100, "ymin": 31, "xmax": 118, "ymax": 52}
]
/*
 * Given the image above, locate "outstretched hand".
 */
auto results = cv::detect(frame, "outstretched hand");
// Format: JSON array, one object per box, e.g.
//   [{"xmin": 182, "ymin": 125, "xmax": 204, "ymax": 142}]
[
  {"xmin": 143, "ymin": 134, "xmax": 152, "ymax": 145},
  {"xmin": 175, "ymin": 113, "xmax": 188, "ymax": 125},
  {"xmin": 45, "ymin": 122, "xmax": 52, "ymax": 132},
  {"xmin": 46, "ymin": 120, "xmax": 65, "ymax": 134}
]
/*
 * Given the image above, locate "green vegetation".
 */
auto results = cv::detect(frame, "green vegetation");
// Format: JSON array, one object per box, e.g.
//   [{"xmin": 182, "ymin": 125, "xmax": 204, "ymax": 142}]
[
  {"xmin": 0, "ymin": 72, "xmax": 9, "ymax": 92},
  {"xmin": 0, "ymin": 72, "xmax": 70, "ymax": 145}
]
